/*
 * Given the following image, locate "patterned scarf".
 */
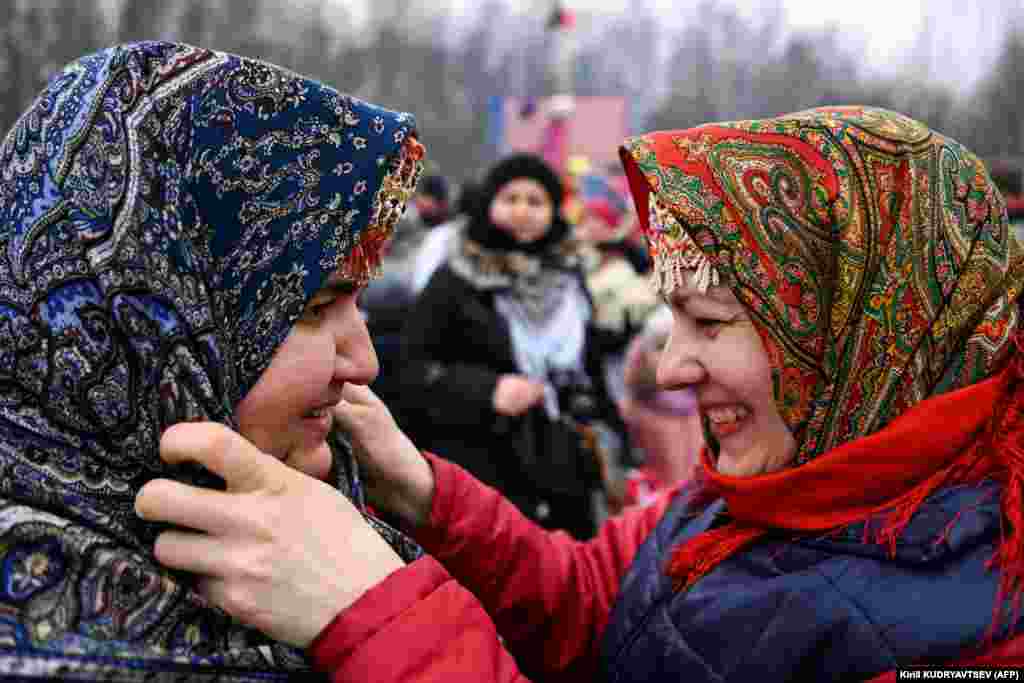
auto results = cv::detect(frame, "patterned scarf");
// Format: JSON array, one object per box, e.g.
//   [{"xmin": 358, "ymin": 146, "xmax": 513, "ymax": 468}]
[
  {"xmin": 620, "ymin": 106, "xmax": 1024, "ymax": 630},
  {"xmin": 448, "ymin": 234, "xmax": 582, "ymax": 324},
  {"xmin": 0, "ymin": 42, "xmax": 422, "ymax": 680}
]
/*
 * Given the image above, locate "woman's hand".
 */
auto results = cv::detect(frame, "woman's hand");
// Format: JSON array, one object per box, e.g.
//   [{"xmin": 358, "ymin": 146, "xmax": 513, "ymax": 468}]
[
  {"xmin": 493, "ymin": 374, "xmax": 546, "ymax": 417},
  {"xmin": 134, "ymin": 422, "xmax": 405, "ymax": 649},
  {"xmin": 332, "ymin": 384, "xmax": 435, "ymax": 529}
]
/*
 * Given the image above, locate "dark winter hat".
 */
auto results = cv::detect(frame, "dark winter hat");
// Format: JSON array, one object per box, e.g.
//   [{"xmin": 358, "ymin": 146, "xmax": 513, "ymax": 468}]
[
  {"xmin": 468, "ymin": 153, "xmax": 570, "ymax": 254},
  {"xmin": 480, "ymin": 153, "xmax": 565, "ymax": 208}
]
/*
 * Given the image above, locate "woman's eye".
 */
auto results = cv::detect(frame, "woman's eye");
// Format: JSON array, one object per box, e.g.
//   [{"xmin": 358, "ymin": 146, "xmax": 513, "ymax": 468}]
[
  {"xmin": 337, "ymin": 284, "xmax": 361, "ymax": 296},
  {"xmin": 303, "ymin": 302, "xmax": 330, "ymax": 320},
  {"xmin": 695, "ymin": 318, "xmax": 730, "ymax": 337}
]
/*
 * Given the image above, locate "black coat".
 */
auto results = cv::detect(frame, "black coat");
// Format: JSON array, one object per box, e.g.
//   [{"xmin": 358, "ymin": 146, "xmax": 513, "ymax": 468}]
[{"xmin": 397, "ymin": 263, "xmax": 622, "ymax": 539}]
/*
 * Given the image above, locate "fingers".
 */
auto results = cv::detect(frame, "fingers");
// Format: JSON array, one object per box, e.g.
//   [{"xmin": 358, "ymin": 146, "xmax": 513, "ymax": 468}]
[
  {"xmin": 152, "ymin": 528, "xmax": 229, "ymax": 576},
  {"xmin": 339, "ymin": 382, "xmax": 378, "ymax": 406},
  {"xmin": 136, "ymin": 478, "xmax": 251, "ymax": 537},
  {"xmin": 523, "ymin": 381, "xmax": 546, "ymax": 409},
  {"xmin": 161, "ymin": 422, "xmax": 283, "ymax": 492}
]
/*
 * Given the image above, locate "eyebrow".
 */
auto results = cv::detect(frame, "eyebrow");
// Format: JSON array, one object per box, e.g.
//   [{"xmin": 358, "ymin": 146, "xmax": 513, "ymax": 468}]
[
  {"xmin": 668, "ymin": 287, "xmax": 737, "ymax": 307},
  {"xmin": 313, "ymin": 279, "xmax": 361, "ymax": 297}
]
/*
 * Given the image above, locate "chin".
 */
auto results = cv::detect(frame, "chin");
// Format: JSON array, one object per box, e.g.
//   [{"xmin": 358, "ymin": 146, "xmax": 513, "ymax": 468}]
[
  {"xmin": 714, "ymin": 457, "xmax": 746, "ymax": 478},
  {"xmin": 283, "ymin": 439, "xmax": 333, "ymax": 480},
  {"xmin": 516, "ymin": 231, "xmax": 546, "ymax": 244},
  {"xmin": 715, "ymin": 450, "xmax": 764, "ymax": 478}
]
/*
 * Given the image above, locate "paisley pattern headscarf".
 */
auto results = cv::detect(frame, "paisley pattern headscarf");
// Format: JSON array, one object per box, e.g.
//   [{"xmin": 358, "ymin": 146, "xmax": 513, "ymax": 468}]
[
  {"xmin": 620, "ymin": 107, "xmax": 1024, "ymax": 631},
  {"xmin": 0, "ymin": 42, "xmax": 422, "ymax": 680},
  {"xmin": 622, "ymin": 106, "xmax": 1024, "ymax": 462}
]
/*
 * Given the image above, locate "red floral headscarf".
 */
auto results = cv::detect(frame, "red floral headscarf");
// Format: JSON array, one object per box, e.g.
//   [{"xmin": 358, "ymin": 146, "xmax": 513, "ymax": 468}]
[
  {"xmin": 621, "ymin": 106, "xmax": 1024, "ymax": 462},
  {"xmin": 620, "ymin": 106, "xmax": 1024, "ymax": 633}
]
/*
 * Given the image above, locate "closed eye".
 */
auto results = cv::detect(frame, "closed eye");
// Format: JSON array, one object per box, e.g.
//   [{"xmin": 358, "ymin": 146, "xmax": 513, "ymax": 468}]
[
  {"xmin": 333, "ymin": 282, "xmax": 361, "ymax": 296},
  {"xmin": 301, "ymin": 298, "xmax": 336, "ymax": 322},
  {"xmin": 695, "ymin": 314, "xmax": 741, "ymax": 337}
]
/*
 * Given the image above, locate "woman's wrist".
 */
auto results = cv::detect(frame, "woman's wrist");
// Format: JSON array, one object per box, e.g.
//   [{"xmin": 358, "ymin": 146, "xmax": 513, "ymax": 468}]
[
  {"xmin": 372, "ymin": 449, "xmax": 435, "ymax": 530},
  {"xmin": 401, "ymin": 452, "xmax": 435, "ymax": 529}
]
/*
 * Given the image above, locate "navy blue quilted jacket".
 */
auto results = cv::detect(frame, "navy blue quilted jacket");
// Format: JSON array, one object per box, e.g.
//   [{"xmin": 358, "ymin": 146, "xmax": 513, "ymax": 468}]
[{"xmin": 600, "ymin": 481, "xmax": 1017, "ymax": 681}]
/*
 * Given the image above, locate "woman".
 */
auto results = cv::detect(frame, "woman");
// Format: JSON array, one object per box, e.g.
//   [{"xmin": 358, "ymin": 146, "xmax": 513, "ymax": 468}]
[
  {"xmin": 141, "ymin": 106, "xmax": 1024, "ymax": 680},
  {"xmin": 576, "ymin": 193, "xmax": 660, "ymax": 406},
  {"xmin": 617, "ymin": 306, "xmax": 702, "ymax": 507},
  {"xmin": 398, "ymin": 153, "xmax": 623, "ymax": 539},
  {"xmin": 0, "ymin": 41, "xmax": 423, "ymax": 680}
]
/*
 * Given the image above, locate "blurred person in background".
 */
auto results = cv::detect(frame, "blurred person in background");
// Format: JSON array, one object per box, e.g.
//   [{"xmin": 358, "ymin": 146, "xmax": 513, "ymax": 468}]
[
  {"xmin": 362, "ymin": 170, "xmax": 452, "ymax": 313},
  {"xmin": 576, "ymin": 190, "xmax": 661, "ymax": 405},
  {"xmin": 412, "ymin": 173, "xmax": 452, "ymax": 229},
  {"xmin": 398, "ymin": 153, "xmax": 624, "ymax": 539},
  {"xmin": 361, "ymin": 171, "xmax": 453, "ymax": 430},
  {"xmin": 617, "ymin": 306, "xmax": 702, "ymax": 508},
  {"xmin": 409, "ymin": 178, "xmax": 480, "ymax": 295}
]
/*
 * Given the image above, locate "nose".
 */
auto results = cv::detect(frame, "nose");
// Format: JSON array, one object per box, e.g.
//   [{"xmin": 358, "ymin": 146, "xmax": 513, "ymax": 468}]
[
  {"xmin": 510, "ymin": 199, "xmax": 531, "ymax": 222},
  {"xmin": 333, "ymin": 302, "xmax": 379, "ymax": 386},
  {"xmin": 656, "ymin": 325, "xmax": 706, "ymax": 391}
]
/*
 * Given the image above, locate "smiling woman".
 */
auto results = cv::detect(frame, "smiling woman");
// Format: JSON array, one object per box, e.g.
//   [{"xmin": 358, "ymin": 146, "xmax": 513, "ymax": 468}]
[
  {"xmin": 398, "ymin": 153, "xmax": 625, "ymax": 539},
  {"xmin": 236, "ymin": 272, "xmax": 379, "ymax": 480},
  {"xmin": 656, "ymin": 278, "xmax": 795, "ymax": 478},
  {"xmin": 0, "ymin": 41, "xmax": 423, "ymax": 681}
]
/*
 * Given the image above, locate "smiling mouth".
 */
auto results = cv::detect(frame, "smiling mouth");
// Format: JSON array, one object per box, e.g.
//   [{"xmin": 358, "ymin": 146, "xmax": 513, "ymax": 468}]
[{"xmin": 704, "ymin": 405, "xmax": 749, "ymax": 439}]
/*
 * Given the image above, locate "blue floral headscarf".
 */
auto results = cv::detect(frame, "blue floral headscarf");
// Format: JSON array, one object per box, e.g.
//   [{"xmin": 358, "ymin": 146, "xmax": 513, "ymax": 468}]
[{"xmin": 0, "ymin": 42, "xmax": 422, "ymax": 680}]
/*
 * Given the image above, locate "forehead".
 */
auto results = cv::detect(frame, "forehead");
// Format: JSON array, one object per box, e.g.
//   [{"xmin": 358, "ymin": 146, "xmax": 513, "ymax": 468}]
[
  {"xmin": 667, "ymin": 280, "xmax": 738, "ymax": 305},
  {"xmin": 497, "ymin": 177, "xmax": 549, "ymax": 196}
]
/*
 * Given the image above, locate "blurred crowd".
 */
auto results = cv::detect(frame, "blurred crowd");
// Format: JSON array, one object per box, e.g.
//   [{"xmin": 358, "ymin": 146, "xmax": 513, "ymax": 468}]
[{"xmin": 362, "ymin": 152, "xmax": 702, "ymax": 538}]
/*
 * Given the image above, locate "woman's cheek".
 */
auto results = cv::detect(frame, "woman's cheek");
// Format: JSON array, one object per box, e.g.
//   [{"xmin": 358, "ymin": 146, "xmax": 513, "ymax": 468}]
[{"xmin": 287, "ymin": 442, "xmax": 333, "ymax": 481}]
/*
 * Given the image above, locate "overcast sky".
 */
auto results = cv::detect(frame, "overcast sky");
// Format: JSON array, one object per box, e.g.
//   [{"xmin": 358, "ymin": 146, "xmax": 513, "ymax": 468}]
[
  {"xmin": 341, "ymin": 0, "xmax": 1021, "ymax": 91},
  {"xmin": 573, "ymin": 0, "xmax": 1015, "ymax": 89}
]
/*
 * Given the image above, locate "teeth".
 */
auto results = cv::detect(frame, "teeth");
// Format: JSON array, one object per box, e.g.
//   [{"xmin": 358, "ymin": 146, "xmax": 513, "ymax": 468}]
[
  {"xmin": 308, "ymin": 408, "xmax": 326, "ymax": 418},
  {"xmin": 706, "ymin": 405, "xmax": 749, "ymax": 424}
]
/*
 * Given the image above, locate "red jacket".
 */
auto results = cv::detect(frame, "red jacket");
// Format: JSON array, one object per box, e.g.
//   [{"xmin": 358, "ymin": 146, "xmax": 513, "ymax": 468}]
[
  {"xmin": 309, "ymin": 454, "xmax": 1024, "ymax": 681},
  {"xmin": 309, "ymin": 452, "xmax": 672, "ymax": 681}
]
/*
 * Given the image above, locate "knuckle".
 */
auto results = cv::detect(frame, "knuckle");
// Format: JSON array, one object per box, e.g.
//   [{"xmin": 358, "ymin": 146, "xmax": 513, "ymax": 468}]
[
  {"xmin": 219, "ymin": 583, "xmax": 255, "ymax": 617},
  {"xmin": 219, "ymin": 544, "xmax": 274, "ymax": 588},
  {"xmin": 228, "ymin": 494, "xmax": 279, "ymax": 534},
  {"xmin": 241, "ymin": 546, "xmax": 276, "ymax": 583}
]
